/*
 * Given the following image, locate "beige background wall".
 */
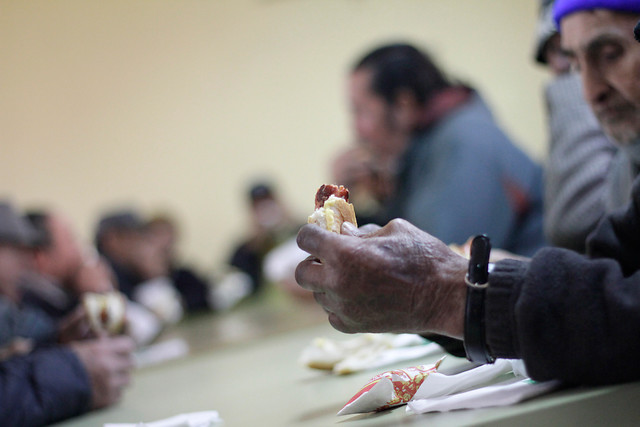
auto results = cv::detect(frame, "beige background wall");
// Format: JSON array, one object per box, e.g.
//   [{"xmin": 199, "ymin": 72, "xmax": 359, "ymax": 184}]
[{"xmin": 0, "ymin": 0, "xmax": 548, "ymax": 273}]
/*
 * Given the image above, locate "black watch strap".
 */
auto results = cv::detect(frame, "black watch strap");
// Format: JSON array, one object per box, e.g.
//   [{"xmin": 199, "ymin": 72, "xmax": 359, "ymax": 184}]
[{"xmin": 463, "ymin": 235, "xmax": 495, "ymax": 364}]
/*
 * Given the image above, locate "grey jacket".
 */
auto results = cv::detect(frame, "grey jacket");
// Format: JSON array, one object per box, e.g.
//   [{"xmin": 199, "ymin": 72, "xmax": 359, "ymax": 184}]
[
  {"xmin": 543, "ymin": 72, "xmax": 617, "ymax": 253},
  {"xmin": 384, "ymin": 91, "xmax": 547, "ymax": 256}
]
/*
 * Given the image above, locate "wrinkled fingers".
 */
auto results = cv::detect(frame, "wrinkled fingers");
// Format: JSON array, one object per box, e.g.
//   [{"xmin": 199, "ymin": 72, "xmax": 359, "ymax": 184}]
[{"xmin": 295, "ymin": 255, "xmax": 327, "ymax": 292}]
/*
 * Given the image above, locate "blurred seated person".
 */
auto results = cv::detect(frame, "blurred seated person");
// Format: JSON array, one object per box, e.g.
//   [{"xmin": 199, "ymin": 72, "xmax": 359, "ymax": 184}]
[
  {"xmin": 345, "ymin": 43, "xmax": 548, "ymax": 256},
  {"xmin": 94, "ymin": 209, "xmax": 160, "ymax": 298},
  {"xmin": 228, "ymin": 181, "xmax": 299, "ymax": 294},
  {"xmin": 21, "ymin": 209, "xmax": 115, "ymax": 320},
  {"xmin": 0, "ymin": 201, "xmax": 136, "ymax": 425},
  {"xmin": 145, "ymin": 214, "xmax": 213, "ymax": 312},
  {"xmin": 0, "ymin": 201, "xmax": 56, "ymax": 347},
  {"xmin": 95, "ymin": 209, "xmax": 183, "ymax": 325},
  {"xmin": 0, "ymin": 202, "xmax": 113, "ymax": 349}
]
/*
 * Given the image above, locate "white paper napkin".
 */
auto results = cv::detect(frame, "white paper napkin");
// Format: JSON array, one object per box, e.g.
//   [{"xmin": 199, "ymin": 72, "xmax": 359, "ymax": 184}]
[
  {"xmin": 133, "ymin": 338, "xmax": 190, "ymax": 368},
  {"xmin": 412, "ymin": 358, "xmax": 515, "ymax": 400},
  {"xmin": 407, "ymin": 359, "xmax": 559, "ymax": 414},
  {"xmin": 104, "ymin": 410, "xmax": 222, "ymax": 427},
  {"xmin": 407, "ymin": 377, "xmax": 559, "ymax": 413},
  {"xmin": 337, "ymin": 359, "xmax": 559, "ymax": 416}
]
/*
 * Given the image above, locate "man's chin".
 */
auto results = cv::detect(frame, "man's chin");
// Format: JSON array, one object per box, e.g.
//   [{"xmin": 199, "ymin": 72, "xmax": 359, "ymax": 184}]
[{"xmin": 601, "ymin": 124, "xmax": 640, "ymax": 146}]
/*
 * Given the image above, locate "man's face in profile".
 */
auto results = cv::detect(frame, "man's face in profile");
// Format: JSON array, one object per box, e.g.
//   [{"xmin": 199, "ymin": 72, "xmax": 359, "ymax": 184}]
[
  {"xmin": 348, "ymin": 69, "xmax": 411, "ymax": 165},
  {"xmin": 561, "ymin": 10, "xmax": 640, "ymax": 145}
]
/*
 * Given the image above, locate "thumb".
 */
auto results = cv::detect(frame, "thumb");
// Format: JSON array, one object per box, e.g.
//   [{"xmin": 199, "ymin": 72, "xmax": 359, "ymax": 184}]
[{"xmin": 341, "ymin": 221, "xmax": 360, "ymax": 236}]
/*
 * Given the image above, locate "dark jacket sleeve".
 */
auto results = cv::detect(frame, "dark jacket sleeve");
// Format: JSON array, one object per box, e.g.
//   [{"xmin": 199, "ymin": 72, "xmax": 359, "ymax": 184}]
[
  {"xmin": 0, "ymin": 347, "xmax": 92, "ymax": 426},
  {"xmin": 483, "ymin": 177, "xmax": 640, "ymax": 385}
]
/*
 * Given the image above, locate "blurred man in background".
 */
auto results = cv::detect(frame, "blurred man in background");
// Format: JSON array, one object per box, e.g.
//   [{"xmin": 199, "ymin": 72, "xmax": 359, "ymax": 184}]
[
  {"xmin": 22, "ymin": 210, "xmax": 114, "ymax": 320},
  {"xmin": 340, "ymin": 43, "xmax": 547, "ymax": 256},
  {"xmin": 0, "ymin": 200, "xmax": 135, "ymax": 425}
]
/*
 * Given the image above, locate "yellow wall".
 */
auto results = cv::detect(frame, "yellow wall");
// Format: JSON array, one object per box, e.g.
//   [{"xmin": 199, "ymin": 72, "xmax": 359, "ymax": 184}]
[{"xmin": 0, "ymin": 0, "xmax": 548, "ymax": 272}]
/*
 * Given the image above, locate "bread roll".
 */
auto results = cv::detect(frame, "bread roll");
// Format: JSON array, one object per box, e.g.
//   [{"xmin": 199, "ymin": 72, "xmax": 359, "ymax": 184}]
[
  {"xmin": 82, "ymin": 291, "xmax": 126, "ymax": 334},
  {"xmin": 308, "ymin": 185, "xmax": 357, "ymax": 233}
]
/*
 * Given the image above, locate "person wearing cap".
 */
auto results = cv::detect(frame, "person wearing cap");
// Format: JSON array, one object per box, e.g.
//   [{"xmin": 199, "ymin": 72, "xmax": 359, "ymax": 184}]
[
  {"xmin": 95, "ymin": 209, "xmax": 168, "ymax": 299},
  {"xmin": 95, "ymin": 209, "xmax": 189, "ymax": 328},
  {"xmin": 145, "ymin": 214, "xmax": 213, "ymax": 312},
  {"xmin": 295, "ymin": 1, "xmax": 640, "ymax": 386},
  {"xmin": 0, "ymin": 201, "xmax": 58, "ymax": 346},
  {"xmin": 535, "ymin": 0, "xmax": 619, "ymax": 253},
  {"xmin": 0, "ymin": 201, "xmax": 136, "ymax": 425},
  {"xmin": 228, "ymin": 181, "xmax": 299, "ymax": 293}
]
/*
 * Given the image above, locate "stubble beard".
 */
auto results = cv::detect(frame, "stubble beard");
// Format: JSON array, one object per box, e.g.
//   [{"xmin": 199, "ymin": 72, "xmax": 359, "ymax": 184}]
[{"xmin": 596, "ymin": 101, "xmax": 640, "ymax": 146}]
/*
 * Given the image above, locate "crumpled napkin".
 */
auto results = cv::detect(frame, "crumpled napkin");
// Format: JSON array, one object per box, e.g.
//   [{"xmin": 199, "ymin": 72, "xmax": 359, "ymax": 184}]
[
  {"xmin": 299, "ymin": 333, "xmax": 442, "ymax": 375},
  {"xmin": 103, "ymin": 410, "xmax": 222, "ymax": 427},
  {"xmin": 412, "ymin": 358, "xmax": 516, "ymax": 400},
  {"xmin": 407, "ymin": 377, "xmax": 559, "ymax": 414},
  {"xmin": 338, "ymin": 358, "xmax": 445, "ymax": 415},
  {"xmin": 338, "ymin": 359, "xmax": 559, "ymax": 416},
  {"xmin": 407, "ymin": 359, "xmax": 560, "ymax": 413}
]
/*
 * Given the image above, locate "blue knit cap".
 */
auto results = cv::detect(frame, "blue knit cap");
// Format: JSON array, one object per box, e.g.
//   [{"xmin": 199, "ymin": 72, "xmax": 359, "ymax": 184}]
[{"xmin": 553, "ymin": 0, "xmax": 640, "ymax": 28}]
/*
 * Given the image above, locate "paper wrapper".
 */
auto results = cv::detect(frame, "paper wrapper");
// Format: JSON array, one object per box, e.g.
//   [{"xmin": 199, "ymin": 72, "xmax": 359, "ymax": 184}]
[
  {"xmin": 412, "ymin": 358, "xmax": 515, "ymax": 400},
  {"xmin": 407, "ymin": 378, "xmax": 559, "ymax": 413},
  {"xmin": 339, "ymin": 359, "xmax": 559, "ymax": 416},
  {"xmin": 407, "ymin": 359, "xmax": 559, "ymax": 414},
  {"xmin": 337, "ymin": 357, "xmax": 444, "ymax": 415},
  {"xmin": 299, "ymin": 333, "xmax": 441, "ymax": 375},
  {"xmin": 104, "ymin": 410, "xmax": 222, "ymax": 427}
]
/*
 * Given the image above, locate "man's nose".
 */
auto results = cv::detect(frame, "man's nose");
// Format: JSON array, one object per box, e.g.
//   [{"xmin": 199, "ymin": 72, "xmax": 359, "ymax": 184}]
[{"xmin": 581, "ymin": 65, "xmax": 610, "ymax": 106}]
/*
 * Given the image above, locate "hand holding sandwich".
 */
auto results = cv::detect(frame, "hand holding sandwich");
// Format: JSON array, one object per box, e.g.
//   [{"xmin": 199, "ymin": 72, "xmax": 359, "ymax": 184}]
[
  {"xmin": 70, "ymin": 335, "xmax": 135, "ymax": 409},
  {"xmin": 296, "ymin": 217, "xmax": 468, "ymax": 338}
]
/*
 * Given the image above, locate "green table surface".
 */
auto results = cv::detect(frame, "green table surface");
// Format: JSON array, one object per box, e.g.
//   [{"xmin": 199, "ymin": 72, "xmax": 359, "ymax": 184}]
[{"xmin": 53, "ymin": 288, "xmax": 640, "ymax": 426}]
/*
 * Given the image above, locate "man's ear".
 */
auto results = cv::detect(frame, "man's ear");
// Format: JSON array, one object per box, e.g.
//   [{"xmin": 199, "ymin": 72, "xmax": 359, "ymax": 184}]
[{"xmin": 392, "ymin": 89, "xmax": 420, "ymax": 129}]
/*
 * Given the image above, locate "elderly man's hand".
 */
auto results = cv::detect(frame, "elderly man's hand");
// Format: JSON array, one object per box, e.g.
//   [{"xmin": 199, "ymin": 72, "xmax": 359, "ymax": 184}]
[
  {"xmin": 295, "ymin": 219, "xmax": 468, "ymax": 338},
  {"xmin": 70, "ymin": 335, "xmax": 135, "ymax": 409}
]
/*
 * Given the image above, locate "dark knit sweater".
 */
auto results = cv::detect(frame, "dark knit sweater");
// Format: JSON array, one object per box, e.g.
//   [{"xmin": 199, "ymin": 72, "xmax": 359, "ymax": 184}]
[{"xmin": 485, "ymin": 176, "xmax": 640, "ymax": 385}]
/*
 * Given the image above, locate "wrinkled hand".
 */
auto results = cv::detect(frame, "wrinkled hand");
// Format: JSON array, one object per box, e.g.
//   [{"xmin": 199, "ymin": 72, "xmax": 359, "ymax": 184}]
[
  {"xmin": 70, "ymin": 335, "xmax": 135, "ymax": 409},
  {"xmin": 295, "ymin": 219, "xmax": 468, "ymax": 338}
]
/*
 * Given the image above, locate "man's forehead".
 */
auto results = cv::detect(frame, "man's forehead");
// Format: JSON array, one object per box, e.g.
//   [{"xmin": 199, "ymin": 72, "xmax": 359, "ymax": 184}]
[
  {"xmin": 351, "ymin": 69, "xmax": 374, "ymax": 91},
  {"xmin": 560, "ymin": 10, "xmax": 633, "ymax": 52}
]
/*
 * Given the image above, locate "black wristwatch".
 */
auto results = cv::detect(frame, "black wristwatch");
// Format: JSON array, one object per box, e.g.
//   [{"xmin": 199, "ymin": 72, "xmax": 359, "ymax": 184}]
[{"xmin": 463, "ymin": 235, "xmax": 495, "ymax": 364}]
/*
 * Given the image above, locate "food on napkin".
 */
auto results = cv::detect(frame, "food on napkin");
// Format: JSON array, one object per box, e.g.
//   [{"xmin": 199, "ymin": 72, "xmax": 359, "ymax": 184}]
[
  {"xmin": 300, "ymin": 333, "xmax": 440, "ymax": 375},
  {"xmin": 308, "ymin": 184, "xmax": 357, "ymax": 233},
  {"xmin": 82, "ymin": 291, "xmax": 126, "ymax": 334},
  {"xmin": 338, "ymin": 358, "xmax": 444, "ymax": 415}
]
